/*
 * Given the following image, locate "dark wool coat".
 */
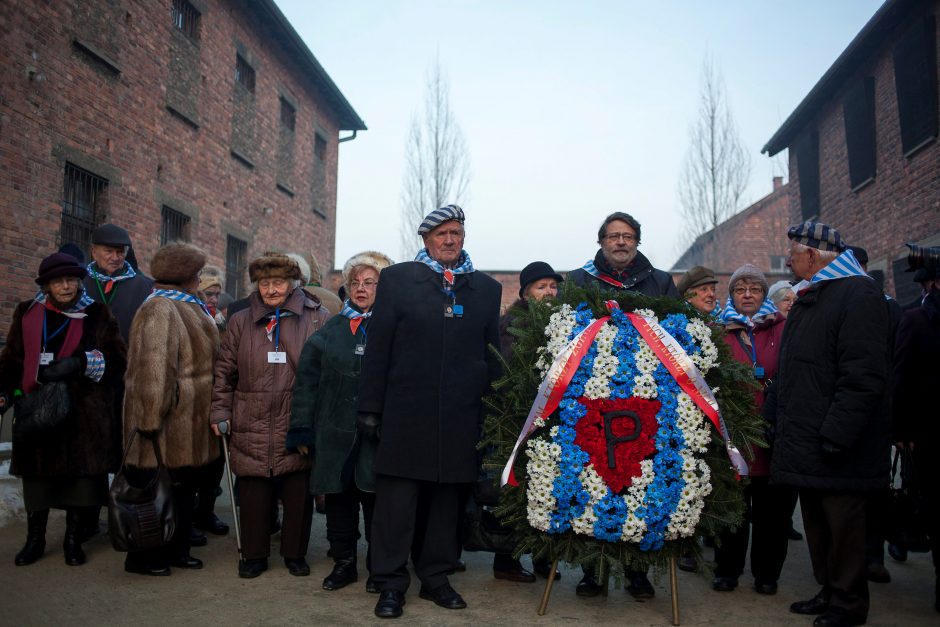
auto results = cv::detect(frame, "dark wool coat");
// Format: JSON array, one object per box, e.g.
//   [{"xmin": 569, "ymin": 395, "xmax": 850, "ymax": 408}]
[
  {"xmin": 287, "ymin": 314, "xmax": 376, "ymax": 493},
  {"xmin": 722, "ymin": 314, "xmax": 785, "ymax": 476},
  {"xmin": 765, "ymin": 277, "xmax": 889, "ymax": 491},
  {"xmin": 892, "ymin": 290, "xmax": 940, "ymax": 446},
  {"xmin": 567, "ymin": 250, "xmax": 680, "ymax": 298},
  {"xmin": 83, "ymin": 270, "xmax": 154, "ymax": 342},
  {"xmin": 1, "ymin": 301, "xmax": 126, "ymax": 477},
  {"xmin": 123, "ymin": 287, "xmax": 220, "ymax": 469},
  {"xmin": 211, "ymin": 289, "xmax": 326, "ymax": 477},
  {"xmin": 357, "ymin": 262, "xmax": 502, "ymax": 483}
]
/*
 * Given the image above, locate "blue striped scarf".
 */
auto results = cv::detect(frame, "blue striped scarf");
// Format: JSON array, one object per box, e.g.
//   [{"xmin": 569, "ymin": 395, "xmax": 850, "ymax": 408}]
[
  {"xmin": 33, "ymin": 288, "xmax": 95, "ymax": 318},
  {"xmin": 86, "ymin": 261, "xmax": 137, "ymax": 284},
  {"xmin": 793, "ymin": 248, "xmax": 871, "ymax": 294},
  {"xmin": 146, "ymin": 289, "xmax": 213, "ymax": 320},
  {"xmin": 340, "ymin": 299, "xmax": 371, "ymax": 321},
  {"xmin": 84, "ymin": 349, "xmax": 105, "ymax": 382},
  {"xmin": 414, "ymin": 248, "xmax": 475, "ymax": 284},
  {"xmin": 719, "ymin": 297, "xmax": 779, "ymax": 329}
]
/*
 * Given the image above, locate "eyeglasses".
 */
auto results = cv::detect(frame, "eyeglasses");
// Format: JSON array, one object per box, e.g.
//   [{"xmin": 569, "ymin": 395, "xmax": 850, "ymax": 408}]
[
  {"xmin": 604, "ymin": 232, "xmax": 637, "ymax": 243},
  {"xmin": 350, "ymin": 279, "xmax": 378, "ymax": 289},
  {"xmin": 733, "ymin": 286, "xmax": 765, "ymax": 296}
]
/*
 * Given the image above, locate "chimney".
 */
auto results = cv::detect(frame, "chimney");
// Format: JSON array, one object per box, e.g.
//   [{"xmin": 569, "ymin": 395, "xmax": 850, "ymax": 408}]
[{"xmin": 772, "ymin": 176, "xmax": 783, "ymax": 191}]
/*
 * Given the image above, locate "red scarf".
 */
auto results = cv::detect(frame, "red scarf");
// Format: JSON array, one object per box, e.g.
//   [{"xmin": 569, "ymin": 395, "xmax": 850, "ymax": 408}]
[{"xmin": 20, "ymin": 303, "xmax": 83, "ymax": 394}]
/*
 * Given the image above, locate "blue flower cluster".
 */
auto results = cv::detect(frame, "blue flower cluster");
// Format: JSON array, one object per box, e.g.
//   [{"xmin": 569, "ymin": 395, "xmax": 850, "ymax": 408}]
[{"xmin": 544, "ymin": 305, "xmax": 707, "ymax": 548}]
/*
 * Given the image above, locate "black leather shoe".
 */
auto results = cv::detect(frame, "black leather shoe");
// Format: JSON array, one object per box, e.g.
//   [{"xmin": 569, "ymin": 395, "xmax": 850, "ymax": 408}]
[
  {"xmin": 63, "ymin": 509, "xmax": 87, "ymax": 566},
  {"xmin": 171, "ymin": 555, "xmax": 204, "ymax": 569},
  {"xmin": 813, "ymin": 607, "xmax": 865, "ymax": 627},
  {"xmin": 454, "ymin": 559, "xmax": 466, "ymax": 572},
  {"xmin": 754, "ymin": 580, "xmax": 778, "ymax": 595},
  {"xmin": 677, "ymin": 555, "xmax": 698, "ymax": 573},
  {"xmin": 374, "ymin": 590, "xmax": 405, "ymax": 619},
  {"xmin": 15, "ymin": 510, "xmax": 48, "ymax": 566},
  {"xmin": 189, "ymin": 528, "xmax": 208, "ymax": 547},
  {"xmin": 576, "ymin": 573, "xmax": 602, "ymax": 597},
  {"xmin": 627, "ymin": 572, "xmax": 655, "ymax": 599},
  {"xmin": 285, "ymin": 558, "xmax": 310, "ymax": 576},
  {"xmin": 791, "ymin": 595, "xmax": 830, "ymax": 615},
  {"xmin": 323, "ymin": 557, "xmax": 357, "ymax": 590},
  {"xmin": 238, "ymin": 558, "xmax": 268, "ymax": 579},
  {"xmin": 194, "ymin": 514, "xmax": 230, "ymax": 536},
  {"xmin": 493, "ymin": 564, "xmax": 536, "ymax": 583},
  {"xmin": 711, "ymin": 576, "xmax": 738, "ymax": 592},
  {"xmin": 366, "ymin": 577, "xmax": 379, "ymax": 593},
  {"xmin": 533, "ymin": 559, "xmax": 560, "ymax": 580},
  {"xmin": 419, "ymin": 583, "xmax": 467, "ymax": 609},
  {"xmin": 124, "ymin": 561, "xmax": 171, "ymax": 576},
  {"xmin": 888, "ymin": 543, "xmax": 907, "ymax": 562}
]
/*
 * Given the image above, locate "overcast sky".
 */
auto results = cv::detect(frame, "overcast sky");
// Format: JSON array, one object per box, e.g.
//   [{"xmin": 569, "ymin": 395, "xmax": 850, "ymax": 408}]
[{"xmin": 277, "ymin": 0, "xmax": 884, "ymax": 272}]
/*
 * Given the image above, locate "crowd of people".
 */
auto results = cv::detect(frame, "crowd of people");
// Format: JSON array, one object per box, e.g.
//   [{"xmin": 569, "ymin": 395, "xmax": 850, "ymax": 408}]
[{"xmin": 0, "ymin": 210, "xmax": 937, "ymax": 626}]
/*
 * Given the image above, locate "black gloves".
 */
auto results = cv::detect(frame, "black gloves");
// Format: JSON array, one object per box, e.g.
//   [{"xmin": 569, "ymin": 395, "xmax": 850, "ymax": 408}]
[
  {"xmin": 38, "ymin": 355, "xmax": 85, "ymax": 383},
  {"xmin": 357, "ymin": 412, "xmax": 382, "ymax": 440}
]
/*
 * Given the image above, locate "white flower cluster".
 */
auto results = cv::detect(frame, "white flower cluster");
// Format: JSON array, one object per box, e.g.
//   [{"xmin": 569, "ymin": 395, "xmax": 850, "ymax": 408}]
[
  {"xmin": 582, "ymin": 322, "xmax": 619, "ymax": 399},
  {"xmin": 525, "ymin": 436, "xmax": 561, "ymax": 531},
  {"xmin": 535, "ymin": 304, "xmax": 577, "ymax": 378},
  {"xmin": 633, "ymin": 308, "xmax": 657, "ymax": 321},
  {"xmin": 675, "ymin": 393, "xmax": 711, "ymax": 453},
  {"xmin": 631, "ymin": 343, "xmax": 660, "ymax": 399},
  {"xmin": 665, "ymin": 452, "xmax": 712, "ymax": 539},
  {"xmin": 686, "ymin": 318, "xmax": 719, "ymax": 373},
  {"xmin": 621, "ymin": 459, "xmax": 654, "ymax": 541}
]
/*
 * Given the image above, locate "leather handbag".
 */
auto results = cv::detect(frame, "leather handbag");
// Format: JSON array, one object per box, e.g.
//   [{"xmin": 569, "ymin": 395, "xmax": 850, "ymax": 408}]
[
  {"xmin": 108, "ymin": 430, "xmax": 177, "ymax": 552},
  {"xmin": 12, "ymin": 381, "xmax": 72, "ymax": 438}
]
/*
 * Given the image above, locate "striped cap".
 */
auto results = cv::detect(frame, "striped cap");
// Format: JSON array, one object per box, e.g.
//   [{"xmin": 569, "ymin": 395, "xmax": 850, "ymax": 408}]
[
  {"xmin": 787, "ymin": 221, "xmax": 846, "ymax": 252},
  {"xmin": 417, "ymin": 204, "xmax": 465, "ymax": 235}
]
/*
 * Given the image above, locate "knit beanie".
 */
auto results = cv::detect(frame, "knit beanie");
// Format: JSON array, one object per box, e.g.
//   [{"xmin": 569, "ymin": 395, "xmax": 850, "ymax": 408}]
[{"xmin": 728, "ymin": 264, "xmax": 769, "ymax": 296}]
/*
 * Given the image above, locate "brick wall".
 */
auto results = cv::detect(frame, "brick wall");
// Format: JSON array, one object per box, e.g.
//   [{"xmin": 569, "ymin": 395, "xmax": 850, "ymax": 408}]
[
  {"xmin": 0, "ymin": 0, "xmax": 350, "ymax": 340},
  {"xmin": 785, "ymin": 0, "xmax": 940, "ymax": 301}
]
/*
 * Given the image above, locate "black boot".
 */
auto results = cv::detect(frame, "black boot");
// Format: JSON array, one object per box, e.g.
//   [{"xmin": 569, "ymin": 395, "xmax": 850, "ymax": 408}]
[
  {"xmin": 15, "ymin": 509, "xmax": 48, "ymax": 566},
  {"xmin": 322, "ymin": 555, "xmax": 358, "ymax": 591},
  {"xmin": 193, "ymin": 493, "xmax": 229, "ymax": 535},
  {"xmin": 63, "ymin": 508, "xmax": 87, "ymax": 566}
]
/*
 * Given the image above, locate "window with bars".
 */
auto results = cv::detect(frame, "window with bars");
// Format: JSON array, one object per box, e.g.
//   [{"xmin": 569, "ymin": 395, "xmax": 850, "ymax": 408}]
[
  {"xmin": 893, "ymin": 14, "xmax": 938, "ymax": 155},
  {"xmin": 225, "ymin": 235, "xmax": 248, "ymax": 298},
  {"xmin": 235, "ymin": 54, "xmax": 255, "ymax": 93},
  {"xmin": 314, "ymin": 133, "xmax": 327, "ymax": 160},
  {"xmin": 796, "ymin": 130, "xmax": 820, "ymax": 220},
  {"xmin": 171, "ymin": 0, "xmax": 200, "ymax": 41},
  {"xmin": 280, "ymin": 97, "xmax": 296, "ymax": 131},
  {"xmin": 61, "ymin": 163, "xmax": 107, "ymax": 255},
  {"xmin": 161, "ymin": 206, "xmax": 191, "ymax": 245}
]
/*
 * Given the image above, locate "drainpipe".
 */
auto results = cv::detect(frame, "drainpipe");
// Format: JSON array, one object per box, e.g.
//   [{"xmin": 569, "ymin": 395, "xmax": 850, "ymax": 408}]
[{"xmin": 338, "ymin": 130, "xmax": 358, "ymax": 143}]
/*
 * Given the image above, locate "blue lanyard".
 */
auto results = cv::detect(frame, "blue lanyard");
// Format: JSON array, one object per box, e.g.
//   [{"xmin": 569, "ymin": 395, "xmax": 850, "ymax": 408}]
[
  {"xmin": 42, "ymin": 310, "xmax": 71, "ymax": 352},
  {"xmin": 746, "ymin": 328, "xmax": 758, "ymax": 367},
  {"xmin": 274, "ymin": 308, "xmax": 281, "ymax": 351},
  {"xmin": 441, "ymin": 287, "xmax": 456, "ymax": 304},
  {"xmin": 358, "ymin": 320, "xmax": 368, "ymax": 346}
]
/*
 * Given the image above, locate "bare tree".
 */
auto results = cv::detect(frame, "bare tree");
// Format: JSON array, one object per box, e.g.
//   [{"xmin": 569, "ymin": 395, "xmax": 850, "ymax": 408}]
[
  {"xmin": 678, "ymin": 58, "xmax": 752, "ymax": 249},
  {"xmin": 399, "ymin": 60, "xmax": 471, "ymax": 257}
]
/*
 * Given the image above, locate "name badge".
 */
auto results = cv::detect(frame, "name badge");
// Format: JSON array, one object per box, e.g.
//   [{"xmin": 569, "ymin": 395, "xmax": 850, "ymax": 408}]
[
  {"xmin": 40, "ymin": 352, "xmax": 55, "ymax": 365},
  {"xmin": 354, "ymin": 344, "xmax": 366, "ymax": 356},
  {"xmin": 754, "ymin": 366, "xmax": 765, "ymax": 379},
  {"xmin": 445, "ymin": 304, "xmax": 464, "ymax": 318},
  {"xmin": 268, "ymin": 351, "xmax": 287, "ymax": 364}
]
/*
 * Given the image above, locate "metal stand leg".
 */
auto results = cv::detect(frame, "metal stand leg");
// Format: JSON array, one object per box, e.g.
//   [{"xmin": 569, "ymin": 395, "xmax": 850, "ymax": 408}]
[
  {"xmin": 670, "ymin": 556, "xmax": 680, "ymax": 626},
  {"xmin": 536, "ymin": 558, "xmax": 560, "ymax": 616}
]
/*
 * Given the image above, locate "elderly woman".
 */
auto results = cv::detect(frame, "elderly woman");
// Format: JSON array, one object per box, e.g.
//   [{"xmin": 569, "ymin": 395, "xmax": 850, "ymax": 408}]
[
  {"xmin": 711, "ymin": 264, "xmax": 795, "ymax": 595},
  {"xmin": 211, "ymin": 252, "xmax": 328, "ymax": 579},
  {"xmin": 677, "ymin": 266, "xmax": 720, "ymax": 316},
  {"xmin": 0, "ymin": 253, "xmax": 125, "ymax": 567},
  {"xmin": 122, "ymin": 243, "xmax": 220, "ymax": 576},
  {"xmin": 287, "ymin": 250, "xmax": 393, "ymax": 592},
  {"xmin": 768, "ymin": 280, "xmax": 796, "ymax": 317}
]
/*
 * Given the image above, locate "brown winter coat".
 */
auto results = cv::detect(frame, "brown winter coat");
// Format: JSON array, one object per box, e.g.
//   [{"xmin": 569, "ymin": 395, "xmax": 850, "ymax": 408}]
[
  {"xmin": 1, "ymin": 300, "xmax": 126, "ymax": 477},
  {"xmin": 211, "ymin": 288, "xmax": 326, "ymax": 477},
  {"xmin": 123, "ymin": 288, "xmax": 220, "ymax": 469}
]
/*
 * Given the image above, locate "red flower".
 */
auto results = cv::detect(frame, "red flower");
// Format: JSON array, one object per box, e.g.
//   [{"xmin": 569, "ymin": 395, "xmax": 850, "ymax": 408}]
[{"xmin": 573, "ymin": 397, "xmax": 661, "ymax": 494}]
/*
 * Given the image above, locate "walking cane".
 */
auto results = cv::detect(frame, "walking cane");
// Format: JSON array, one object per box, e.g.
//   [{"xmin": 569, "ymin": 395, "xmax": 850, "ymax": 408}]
[{"xmin": 217, "ymin": 422, "xmax": 243, "ymax": 564}]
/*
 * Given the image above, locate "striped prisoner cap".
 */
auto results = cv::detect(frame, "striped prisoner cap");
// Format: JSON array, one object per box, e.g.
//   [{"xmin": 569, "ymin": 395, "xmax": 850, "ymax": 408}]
[
  {"xmin": 417, "ymin": 204, "xmax": 465, "ymax": 235},
  {"xmin": 787, "ymin": 221, "xmax": 846, "ymax": 252}
]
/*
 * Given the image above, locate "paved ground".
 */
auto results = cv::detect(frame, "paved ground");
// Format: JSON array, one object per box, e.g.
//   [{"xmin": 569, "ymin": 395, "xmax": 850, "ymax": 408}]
[{"xmin": 0, "ymin": 495, "xmax": 937, "ymax": 627}]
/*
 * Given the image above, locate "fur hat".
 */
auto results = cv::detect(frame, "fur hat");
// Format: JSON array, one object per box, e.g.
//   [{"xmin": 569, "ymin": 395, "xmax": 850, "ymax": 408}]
[
  {"xmin": 728, "ymin": 264, "xmax": 769, "ymax": 296},
  {"xmin": 151, "ymin": 243, "xmax": 207, "ymax": 285},
  {"xmin": 248, "ymin": 252, "xmax": 301, "ymax": 283},
  {"xmin": 285, "ymin": 253, "xmax": 311, "ymax": 285},
  {"xmin": 198, "ymin": 265, "xmax": 224, "ymax": 293},
  {"xmin": 342, "ymin": 251, "xmax": 394, "ymax": 284}
]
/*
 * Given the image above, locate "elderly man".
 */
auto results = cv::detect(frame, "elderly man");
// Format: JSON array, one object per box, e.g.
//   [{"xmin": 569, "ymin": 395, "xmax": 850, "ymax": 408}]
[
  {"xmin": 568, "ymin": 211, "xmax": 680, "ymax": 298},
  {"xmin": 84, "ymin": 223, "xmax": 154, "ymax": 341},
  {"xmin": 766, "ymin": 222, "xmax": 889, "ymax": 627},
  {"xmin": 677, "ymin": 265, "xmax": 719, "ymax": 315},
  {"xmin": 357, "ymin": 205, "xmax": 502, "ymax": 619}
]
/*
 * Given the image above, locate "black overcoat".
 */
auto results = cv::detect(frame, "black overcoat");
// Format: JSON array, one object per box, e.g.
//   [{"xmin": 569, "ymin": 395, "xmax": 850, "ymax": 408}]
[
  {"xmin": 357, "ymin": 261, "xmax": 502, "ymax": 483},
  {"xmin": 766, "ymin": 276, "xmax": 889, "ymax": 491},
  {"xmin": 83, "ymin": 270, "xmax": 154, "ymax": 342},
  {"xmin": 892, "ymin": 290, "xmax": 940, "ymax": 446}
]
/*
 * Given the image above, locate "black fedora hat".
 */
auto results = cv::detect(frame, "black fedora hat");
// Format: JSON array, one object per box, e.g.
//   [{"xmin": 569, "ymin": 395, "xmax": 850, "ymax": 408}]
[
  {"xmin": 519, "ymin": 261, "xmax": 563, "ymax": 298},
  {"xmin": 35, "ymin": 252, "xmax": 87, "ymax": 285}
]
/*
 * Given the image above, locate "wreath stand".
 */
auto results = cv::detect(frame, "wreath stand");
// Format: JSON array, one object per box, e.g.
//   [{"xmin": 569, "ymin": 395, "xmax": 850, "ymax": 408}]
[{"xmin": 536, "ymin": 556, "xmax": 681, "ymax": 626}]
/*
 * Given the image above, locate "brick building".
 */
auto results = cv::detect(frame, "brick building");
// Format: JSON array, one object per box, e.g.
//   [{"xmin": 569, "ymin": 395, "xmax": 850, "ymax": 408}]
[
  {"xmin": 762, "ymin": 0, "xmax": 940, "ymax": 307},
  {"xmin": 671, "ymin": 178, "xmax": 794, "ymax": 297},
  {"xmin": 0, "ymin": 0, "xmax": 365, "ymax": 339}
]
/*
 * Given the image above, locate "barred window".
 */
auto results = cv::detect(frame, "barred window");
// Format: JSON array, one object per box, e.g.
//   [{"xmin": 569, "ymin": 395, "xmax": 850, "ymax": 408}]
[
  {"xmin": 171, "ymin": 0, "xmax": 200, "ymax": 41},
  {"xmin": 225, "ymin": 235, "xmax": 248, "ymax": 298},
  {"xmin": 314, "ymin": 133, "xmax": 327, "ymax": 160},
  {"xmin": 61, "ymin": 163, "xmax": 107, "ymax": 255},
  {"xmin": 796, "ymin": 130, "xmax": 820, "ymax": 220},
  {"xmin": 280, "ymin": 97, "xmax": 296, "ymax": 131},
  {"xmin": 235, "ymin": 54, "xmax": 255, "ymax": 93},
  {"xmin": 893, "ymin": 14, "xmax": 938, "ymax": 156},
  {"xmin": 160, "ymin": 206, "xmax": 191, "ymax": 245}
]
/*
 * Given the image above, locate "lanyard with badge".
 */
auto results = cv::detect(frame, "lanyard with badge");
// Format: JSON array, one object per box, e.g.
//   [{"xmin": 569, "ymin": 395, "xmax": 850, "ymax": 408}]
[
  {"xmin": 267, "ymin": 308, "xmax": 287, "ymax": 364},
  {"xmin": 354, "ymin": 320, "xmax": 367, "ymax": 356},
  {"xmin": 740, "ymin": 328, "xmax": 764, "ymax": 380},
  {"xmin": 41, "ymin": 309, "xmax": 70, "ymax": 365},
  {"xmin": 441, "ymin": 269, "xmax": 463, "ymax": 319}
]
